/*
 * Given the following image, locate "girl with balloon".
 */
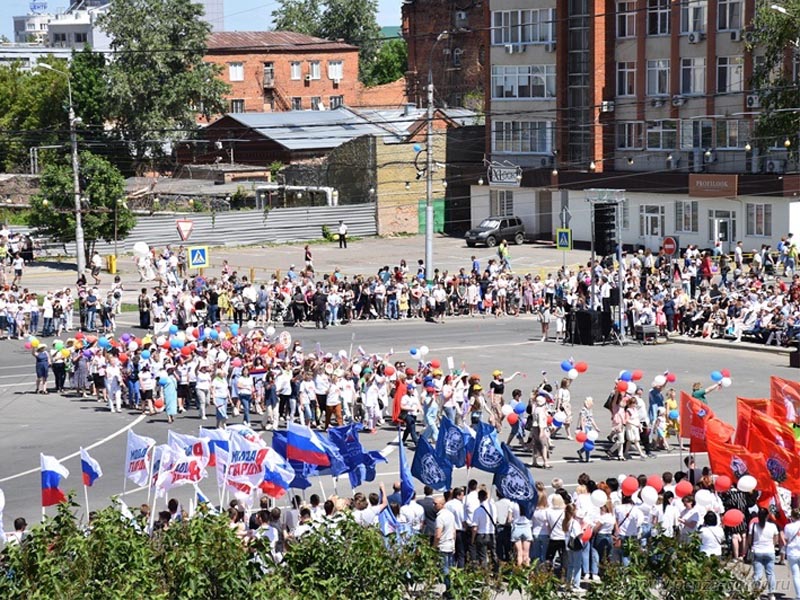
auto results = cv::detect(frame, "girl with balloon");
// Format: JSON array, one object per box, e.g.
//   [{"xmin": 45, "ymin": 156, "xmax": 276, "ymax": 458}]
[
  {"xmin": 553, "ymin": 378, "xmax": 573, "ymax": 440},
  {"xmin": 576, "ymin": 397, "xmax": 600, "ymax": 463}
]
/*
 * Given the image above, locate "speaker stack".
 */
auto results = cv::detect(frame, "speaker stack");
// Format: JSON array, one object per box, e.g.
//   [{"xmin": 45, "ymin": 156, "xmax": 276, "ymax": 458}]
[{"xmin": 593, "ymin": 203, "xmax": 617, "ymax": 257}]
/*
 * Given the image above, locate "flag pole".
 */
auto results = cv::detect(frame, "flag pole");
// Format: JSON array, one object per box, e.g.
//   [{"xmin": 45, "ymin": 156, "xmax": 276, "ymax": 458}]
[
  {"xmin": 319, "ymin": 480, "xmax": 327, "ymax": 502},
  {"xmin": 83, "ymin": 484, "xmax": 90, "ymax": 522},
  {"xmin": 145, "ymin": 446, "xmax": 155, "ymax": 507},
  {"xmin": 40, "ymin": 456, "xmax": 45, "ymax": 523}
]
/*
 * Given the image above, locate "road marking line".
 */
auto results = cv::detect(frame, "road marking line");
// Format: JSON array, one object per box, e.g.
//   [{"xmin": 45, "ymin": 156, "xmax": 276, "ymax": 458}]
[{"xmin": 0, "ymin": 413, "xmax": 147, "ymax": 483}]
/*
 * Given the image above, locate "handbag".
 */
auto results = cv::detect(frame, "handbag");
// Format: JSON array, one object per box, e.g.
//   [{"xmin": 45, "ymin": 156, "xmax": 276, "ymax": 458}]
[
  {"xmin": 568, "ymin": 534, "xmax": 585, "ymax": 551},
  {"xmin": 613, "ymin": 509, "xmax": 632, "ymax": 548}
]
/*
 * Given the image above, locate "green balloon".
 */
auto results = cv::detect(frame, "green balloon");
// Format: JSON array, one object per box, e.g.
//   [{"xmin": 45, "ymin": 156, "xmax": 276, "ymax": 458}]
[{"xmin": 54, "ymin": 341, "xmax": 64, "ymax": 350}]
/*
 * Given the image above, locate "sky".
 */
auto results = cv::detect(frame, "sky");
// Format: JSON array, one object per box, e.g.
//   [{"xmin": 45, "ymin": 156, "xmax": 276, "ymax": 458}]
[{"xmin": 0, "ymin": 0, "xmax": 401, "ymax": 40}]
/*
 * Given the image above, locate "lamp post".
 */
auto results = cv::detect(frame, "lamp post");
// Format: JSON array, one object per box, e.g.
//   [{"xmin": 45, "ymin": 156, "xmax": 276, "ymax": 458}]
[
  {"xmin": 425, "ymin": 31, "xmax": 449, "ymax": 283},
  {"xmin": 39, "ymin": 63, "xmax": 86, "ymax": 274}
]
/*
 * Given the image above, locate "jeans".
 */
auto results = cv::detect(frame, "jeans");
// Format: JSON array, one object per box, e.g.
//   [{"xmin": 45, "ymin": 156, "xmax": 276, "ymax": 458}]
[
  {"xmin": 127, "ymin": 379, "xmax": 141, "ymax": 408},
  {"xmin": 440, "ymin": 551, "xmax": 455, "ymax": 592},
  {"xmin": 86, "ymin": 308, "xmax": 96, "ymax": 331},
  {"xmin": 239, "ymin": 393, "xmax": 252, "ymax": 424},
  {"xmin": 753, "ymin": 552, "xmax": 776, "ymax": 593},
  {"xmin": 581, "ymin": 536, "xmax": 598, "ymax": 575},
  {"xmin": 386, "ymin": 298, "xmax": 398, "ymax": 320},
  {"xmin": 30, "ymin": 312, "xmax": 39, "ymax": 334},
  {"xmin": 402, "ymin": 413, "xmax": 419, "ymax": 445},
  {"xmin": 42, "ymin": 317, "xmax": 53, "ymax": 336},
  {"xmin": 531, "ymin": 533, "xmax": 549, "ymax": 566},
  {"xmin": 327, "ymin": 305, "xmax": 339, "ymax": 325},
  {"xmin": 593, "ymin": 533, "xmax": 612, "ymax": 568},
  {"xmin": 789, "ymin": 555, "xmax": 800, "ymax": 599},
  {"xmin": 566, "ymin": 547, "xmax": 583, "ymax": 587}
]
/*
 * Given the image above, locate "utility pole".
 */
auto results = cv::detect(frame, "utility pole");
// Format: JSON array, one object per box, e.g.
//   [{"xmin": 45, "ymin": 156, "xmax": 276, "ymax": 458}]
[{"xmin": 425, "ymin": 31, "xmax": 448, "ymax": 283}]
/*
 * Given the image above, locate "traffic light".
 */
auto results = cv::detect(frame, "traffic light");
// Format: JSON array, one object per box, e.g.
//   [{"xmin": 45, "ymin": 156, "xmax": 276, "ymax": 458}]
[{"xmin": 593, "ymin": 203, "xmax": 617, "ymax": 256}]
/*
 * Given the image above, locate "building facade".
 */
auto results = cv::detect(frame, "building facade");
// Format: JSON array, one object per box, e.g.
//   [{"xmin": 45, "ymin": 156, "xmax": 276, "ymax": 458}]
[{"xmin": 13, "ymin": 13, "xmax": 52, "ymax": 44}]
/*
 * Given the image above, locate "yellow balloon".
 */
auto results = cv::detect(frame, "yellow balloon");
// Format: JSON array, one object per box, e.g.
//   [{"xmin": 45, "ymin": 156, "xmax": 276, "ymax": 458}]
[
  {"xmin": 61, "ymin": 348, "xmax": 70, "ymax": 358},
  {"xmin": 142, "ymin": 335, "xmax": 152, "ymax": 346},
  {"xmin": 73, "ymin": 340, "xmax": 82, "ymax": 348},
  {"xmin": 31, "ymin": 339, "xmax": 39, "ymax": 348}
]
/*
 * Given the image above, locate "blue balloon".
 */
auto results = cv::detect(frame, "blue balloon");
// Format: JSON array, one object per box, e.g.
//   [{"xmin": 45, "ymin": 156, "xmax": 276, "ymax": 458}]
[
  {"xmin": 141, "ymin": 350, "xmax": 151, "ymax": 359},
  {"xmin": 409, "ymin": 347, "xmax": 418, "ymax": 356},
  {"xmin": 710, "ymin": 370, "xmax": 723, "ymax": 382},
  {"xmin": 413, "ymin": 143, "xmax": 422, "ymax": 153},
  {"xmin": 552, "ymin": 419, "xmax": 563, "ymax": 428},
  {"xmin": 583, "ymin": 440, "xmax": 596, "ymax": 452},
  {"xmin": 514, "ymin": 402, "xmax": 526, "ymax": 415},
  {"xmin": 209, "ymin": 330, "xmax": 219, "ymax": 340},
  {"xmin": 98, "ymin": 338, "xmax": 110, "ymax": 349},
  {"xmin": 668, "ymin": 409, "xmax": 679, "ymax": 420},
  {"xmin": 169, "ymin": 324, "xmax": 178, "ymax": 335},
  {"xmin": 230, "ymin": 324, "xmax": 239, "ymax": 335},
  {"xmin": 158, "ymin": 376, "xmax": 168, "ymax": 386},
  {"xmin": 560, "ymin": 360, "xmax": 572, "ymax": 372},
  {"xmin": 620, "ymin": 371, "xmax": 632, "ymax": 382},
  {"xmin": 170, "ymin": 338, "xmax": 185, "ymax": 349}
]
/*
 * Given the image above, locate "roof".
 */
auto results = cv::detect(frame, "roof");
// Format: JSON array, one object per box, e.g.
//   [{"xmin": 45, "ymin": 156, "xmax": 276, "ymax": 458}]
[
  {"xmin": 206, "ymin": 31, "xmax": 358, "ymax": 53},
  {"xmin": 354, "ymin": 107, "xmax": 478, "ymax": 141}
]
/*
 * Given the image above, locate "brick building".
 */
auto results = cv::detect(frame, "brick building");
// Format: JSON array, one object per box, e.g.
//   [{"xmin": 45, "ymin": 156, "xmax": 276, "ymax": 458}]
[{"xmin": 402, "ymin": 0, "xmax": 486, "ymax": 108}]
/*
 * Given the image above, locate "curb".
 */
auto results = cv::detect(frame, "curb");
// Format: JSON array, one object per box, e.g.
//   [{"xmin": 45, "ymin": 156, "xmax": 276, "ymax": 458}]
[{"xmin": 668, "ymin": 335, "xmax": 794, "ymax": 355}]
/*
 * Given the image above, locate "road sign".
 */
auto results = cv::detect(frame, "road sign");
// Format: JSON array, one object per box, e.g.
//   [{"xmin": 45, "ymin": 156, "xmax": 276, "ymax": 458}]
[
  {"xmin": 556, "ymin": 228, "xmax": 572, "ymax": 251},
  {"xmin": 662, "ymin": 235, "xmax": 679, "ymax": 256},
  {"xmin": 176, "ymin": 219, "xmax": 194, "ymax": 241},
  {"xmin": 188, "ymin": 246, "xmax": 209, "ymax": 269}
]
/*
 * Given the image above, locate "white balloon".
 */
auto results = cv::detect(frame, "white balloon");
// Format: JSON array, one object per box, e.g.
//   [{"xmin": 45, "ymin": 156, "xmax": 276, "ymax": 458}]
[
  {"xmin": 653, "ymin": 375, "xmax": 667, "ymax": 387},
  {"xmin": 568, "ymin": 368, "xmax": 579, "ymax": 380},
  {"xmin": 554, "ymin": 411, "xmax": 566, "ymax": 422},
  {"xmin": 352, "ymin": 364, "xmax": 362, "ymax": 376},
  {"xmin": 586, "ymin": 430, "xmax": 599, "ymax": 442},
  {"xmin": 156, "ymin": 335, "xmax": 166, "ymax": 346},
  {"xmin": 591, "ymin": 489, "xmax": 608, "ymax": 508},
  {"xmin": 0, "ymin": 487, "xmax": 5, "ymax": 512},
  {"xmin": 501, "ymin": 404, "xmax": 514, "ymax": 416},
  {"xmin": 266, "ymin": 326, "xmax": 276, "ymax": 337},
  {"xmin": 128, "ymin": 341, "xmax": 139, "ymax": 352},
  {"xmin": 626, "ymin": 382, "xmax": 637, "ymax": 394},
  {"xmin": 419, "ymin": 345, "xmax": 430, "ymax": 357},
  {"xmin": 695, "ymin": 489, "xmax": 714, "ymax": 507},
  {"xmin": 737, "ymin": 475, "xmax": 757, "ymax": 493},
  {"xmin": 176, "ymin": 332, "xmax": 186, "ymax": 342},
  {"xmin": 247, "ymin": 320, "xmax": 256, "ymax": 330},
  {"xmin": 640, "ymin": 485, "xmax": 658, "ymax": 506},
  {"xmin": 133, "ymin": 241, "xmax": 150, "ymax": 257},
  {"xmin": 338, "ymin": 349, "xmax": 348, "ymax": 359},
  {"xmin": 721, "ymin": 377, "xmax": 732, "ymax": 388}
]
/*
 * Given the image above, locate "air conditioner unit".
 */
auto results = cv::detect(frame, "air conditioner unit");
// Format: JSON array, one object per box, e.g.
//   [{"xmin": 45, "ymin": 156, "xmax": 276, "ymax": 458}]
[
  {"xmin": 651, "ymin": 98, "xmax": 665, "ymax": 108},
  {"xmin": 730, "ymin": 29, "xmax": 743, "ymax": 42},
  {"xmin": 687, "ymin": 31, "xmax": 704, "ymax": 44},
  {"xmin": 540, "ymin": 156, "xmax": 554, "ymax": 168},
  {"xmin": 544, "ymin": 42, "xmax": 556, "ymax": 53},
  {"xmin": 672, "ymin": 95, "xmax": 686, "ymax": 107},
  {"xmin": 600, "ymin": 100, "xmax": 615, "ymax": 113},
  {"xmin": 746, "ymin": 94, "xmax": 761, "ymax": 109},
  {"xmin": 766, "ymin": 159, "xmax": 786, "ymax": 174},
  {"xmin": 743, "ymin": 30, "xmax": 755, "ymax": 43},
  {"xmin": 455, "ymin": 10, "xmax": 468, "ymax": 23},
  {"xmin": 504, "ymin": 44, "xmax": 516, "ymax": 54}
]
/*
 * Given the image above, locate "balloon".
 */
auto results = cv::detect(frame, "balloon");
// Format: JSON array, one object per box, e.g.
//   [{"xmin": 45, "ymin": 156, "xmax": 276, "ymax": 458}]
[
  {"xmin": 75, "ymin": 332, "xmax": 84, "ymax": 340},
  {"xmin": 554, "ymin": 411, "xmax": 566, "ymax": 423},
  {"xmin": 156, "ymin": 336, "xmax": 166, "ymax": 346},
  {"xmin": 180, "ymin": 346, "xmax": 192, "ymax": 356},
  {"xmin": 666, "ymin": 372, "xmax": 677, "ymax": 383},
  {"xmin": 141, "ymin": 350, "xmax": 151, "ymax": 359},
  {"xmin": 430, "ymin": 359, "xmax": 441, "ymax": 369},
  {"xmin": 646, "ymin": 475, "xmax": 664, "ymax": 492},
  {"xmin": 247, "ymin": 320, "xmax": 256, "ymax": 329},
  {"xmin": 230, "ymin": 324, "xmax": 239, "ymax": 335},
  {"xmin": 568, "ymin": 368, "xmax": 579, "ymax": 380},
  {"xmin": 338, "ymin": 349, "xmax": 348, "ymax": 360},
  {"xmin": 142, "ymin": 335, "xmax": 152, "ymax": 346},
  {"xmin": 501, "ymin": 404, "xmax": 514, "ymax": 416},
  {"xmin": 31, "ymin": 338, "xmax": 39, "ymax": 348},
  {"xmin": 552, "ymin": 418, "xmax": 563, "ymax": 428},
  {"xmin": 675, "ymin": 480, "xmax": 693, "ymax": 498},
  {"xmin": 621, "ymin": 477, "xmax": 639, "ymax": 497},
  {"xmin": 158, "ymin": 376, "xmax": 169, "ymax": 386},
  {"xmin": 616, "ymin": 381, "xmax": 628, "ymax": 393},
  {"xmin": 259, "ymin": 346, "xmax": 270, "ymax": 355},
  {"xmin": 574, "ymin": 361, "xmax": 588, "ymax": 373},
  {"xmin": 653, "ymin": 375, "xmax": 666, "ymax": 387},
  {"xmin": 514, "ymin": 402, "xmax": 526, "ymax": 415},
  {"xmin": 169, "ymin": 324, "xmax": 178, "ymax": 335},
  {"xmin": 626, "ymin": 382, "xmax": 637, "ymax": 394},
  {"xmin": 133, "ymin": 241, "xmax": 150, "ymax": 257},
  {"xmin": 118, "ymin": 352, "xmax": 128, "ymax": 363},
  {"xmin": 546, "ymin": 415, "xmax": 553, "ymax": 426},
  {"xmin": 352, "ymin": 364, "xmax": 362, "ymax": 376},
  {"xmin": 631, "ymin": 370, "xmax": 643, "ymax": 382},
  {"xmin": 722, "ymin": 509, "xmax": 745, "ymax": 528},
  {"xmin": 24, "ymin": 342, "xmax": 32, "ymax": 350},
  {"xmin": 409, "ymin": 347, "xmax": 418, "ymax": 357},
  {"xmin": 176, "ymin": 332, "xmax": 186, "ymax": 342},
  {"xmin": 120, "ymin": 333, "xmax": 130, "ymax": 343},
  {"xmin": 721, "ymin": 377, "xmax": 732, "ymax": 388},
  {"xmin": 384, "ymin": 365, "xmax": 396, "ymax": 377},
  {"xmin": 128, "ymin": 341, "xmax": 139, "ymax": 352},
  {"xmin": 583, "ymin": 440, "xmax": 595, "ymax": 452},
  {"xmin": 576, "ymin": 432, "xmax": 588, "ymax": 443},
  {"xmin": 82, "ymin": 349, "xmax": 92, "ymax": 359},
  {"xmin": 98, "ymin": 338, "xmax": 110, "ymax": 349},
  {"xmin": 710, "ymin": 370, "xmax": 723, "ymax": 382},
  {"xmin": 507, "ymin": 413, "xmax": 519, "ymax": 425},
  {"xmin": 641, "ymin": 486, "xmax": 658, "ymax": 506},
  {"xmin": 714, "ymin": 475, "xmax": 732, "ymax": 493},
  {"xmin": 560, "ymin": 360, "xmax": 573, "ymax": 372},
  {"xmin": 590, "ymin": 489, "xmax": 608, "ymax": 508},
  {"xmin": 232, "ymin": 358, "xmax": 242, "ymax": 367},
  {"xmin": 60, "ymin": 348, "xmax": 70, "ymax": 358},
  {"xmin": 695, "ymin": 489, "xmax": 714, "ymax": 507},
  {"xmin": 209, "ymin": 330, "xmax": 219, "ymax": 340},
  {"xmin": 668, "ymin": 409, "xmax": 679, "ymax": 420},
  {"xmin": 586, "ymin": 430, "xmax": 599, "ymax": 442},
  {"xmin": 266, "ymin": 326, "xmax": 276, "ymax": 337},
  {"xmin": 581, "ymin": 527, "xmax": 593, "ymax": 543},
  {"xmin": 54, "ymin": 341, "xmax": 64, "ymax": 350},
  {"xmin": 153, "ymin": 398, "xmax": 164, "ymax": 410},
  {"xmin": 619, "ymin": 370, "xmax": 632, "ymax": 382},
  {"xmin": 721, "ymin": 368, "xmax": 731, "ymax": 378},
  {"xmin": 737, "ymin": 475, "xmax": 757, "ymax": 493},
  {"xmin": 419, "ymin": 345, "xmax": 429, "ymax": 357}
]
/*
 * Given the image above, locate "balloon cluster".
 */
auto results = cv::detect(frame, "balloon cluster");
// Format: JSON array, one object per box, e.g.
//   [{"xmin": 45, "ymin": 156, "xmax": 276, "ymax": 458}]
[
  {"xmin": 615, "ymin": 369, "xmax": 643, "ymax": 394},
  {"xmin": 409, "ymin": 346, "xmax": 430, "ymax": 359},
  {"xmin": 651, "ymin": 370, "xmax": 677, "ymax": 388},
  {"xmin": 559, "ymin": 358, "xmax": 588, "ymax": 381},
  {"xmin": 575, "ymin": 429, "xmax": 599, "ymax": 453},
  {"xmin": 502, "ymin": 401, "xmax": 527, "ymax": 426},
  {"xmin": 710, "ymin": 368, "xmax": 733, "ymax": 388}
]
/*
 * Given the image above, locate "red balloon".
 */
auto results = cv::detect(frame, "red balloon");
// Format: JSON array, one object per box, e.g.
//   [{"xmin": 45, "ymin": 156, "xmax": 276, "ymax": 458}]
[
  {"xmin": 616, "ymin": 381, "xmax": 628, "ymax": 393},
  {"xmin": 714, "ymin": 475, "xmax": 732, "ymax": 493},
  {"xmin": 192, "ymin": 328, "xmax": 200, "ymax": 338},
  {"xmin": 575, "ymin": 432, "xmax": 588, "ymax": 443},
  {"xmin": 721, "ymin": 368, "xmax": 731, "ymax": 378},
  {"xmin": 547, "ymin": 415, "xmax": 554, "ymax": 425},
  {"xmin": 259, "ymin": 346, "xmax": 270, "ymax": 355},
  {"xmin": 675, "ymin": 480, "xmax": 694, "ymax": 498},
  {"xmin": 722, "ymin": 508, "xmax": 744, "ymax": 528},
  {"xmin": 162, "ymin": 342, "xmax": 171, "ymax": 350},
  {"xmin": 153, "ymin": 398, "xmax": 165, "ymax": 410},
  {"xmin": 631, "ymin": 370, "xmax": 643, "ymax": 382},
  {"xmin": 75, "ymin": 332, "xmax": 84, "ymax": 340},
  {"xmin": 507, "ymin": 413, "xmax": 519, "ymax": 425},
  {"xmin": 275, "ymin": 343, "xmax": 285, "ymax": 354},
  {"xmin": 118, "ymin": 352, "xmax": 128, "ymax": 363},
  {"xmin": 384, "ymin": 365, "xmax": 396, "ymax": 376},
  {"xmin": 666, "ymin": 373, "xmax": 677, "ymax": 383},
  {"xmin": 180, "ymin": 346, "xmax": 192, "ymax": 356},
  {"xmin": 621, "ymin": 477, "xmax": 639, "ymax": 497},
  {"xmin": 646, "ymin": 474, "xmax": 664, "ymax": 493},
  {"xmin": 581, "ymin": 526, "xmax": 593, "ymax": 543},
  {"xmin": 430, "ymin": 359, "xmax": 441, "ymax": 369},
  {"xmin": 575, "ymin": 361, "xmax": 588, "ymax": 374}
]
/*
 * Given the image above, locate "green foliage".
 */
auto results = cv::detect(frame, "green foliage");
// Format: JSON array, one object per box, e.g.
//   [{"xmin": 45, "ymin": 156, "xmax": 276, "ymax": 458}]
[
  {"xmin": 28, "ymin": 151, "xmax": 135, "ymax": 263},
  {"xmin": 503, "ymin": 563, "xmax": 569, "ymax": 600},
  {"xmin": 271, "ymin": 0, "xmax": 323, "ymax": 35},
  {"xmin": 97, "ymin": 0, "xmax": 229, "ymax": 173},
  {"xmin": 362, "ymin": 38, "xmax": 408, "ymax": 87},
  {"xmin": 321, "ymin": 223, "xmax": 335, "ymax": 241}
]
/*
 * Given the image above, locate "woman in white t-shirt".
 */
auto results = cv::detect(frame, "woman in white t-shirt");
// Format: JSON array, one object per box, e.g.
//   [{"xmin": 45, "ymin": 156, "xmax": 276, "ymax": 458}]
[
  {"xmin": 592, "ymin": 501, "xmax": 615, "ymax": 566},
  {"xmin": 747, "ymin": 507, "xmax": 783, "ymax": 598},
  {"xmin": 212, "ymin": 369, "xmax": 230, "ymax": 429},
  {"xmin": 653, "ymin": 491, "xmax": 679, "ymax": 537},
  {"xmin": 531, "ymin": 486, "xmax": 551, "ymax": 567},
  {"xmin": 783, "ymin": 508, "xmax": 800, "ymax": 600},
  {"xmin": 698, "ymin": 511, "xmax": 724, "ymax": 556},
  {"xmin": 195, "ymin": 364, "xmax": 211, "ymax": 420}
]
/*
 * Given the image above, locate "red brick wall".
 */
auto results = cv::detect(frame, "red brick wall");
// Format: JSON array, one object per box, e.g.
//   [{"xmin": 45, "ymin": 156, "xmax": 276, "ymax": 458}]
[{"xmin": 352, "ymin": 78, "xmax": 408, "ymax": 108}]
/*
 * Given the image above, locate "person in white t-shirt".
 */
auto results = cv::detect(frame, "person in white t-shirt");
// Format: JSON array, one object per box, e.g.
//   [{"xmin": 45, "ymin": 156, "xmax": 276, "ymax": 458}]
[
  {"xmin": 434, "ymin": 495, "xmax": 456, "ymax": 593},
  {"xmin": 784, "ymin": 508, "xmax": 800, "ymax": 599},
  {"xmin": 747, "ymin": 507, "xmax": 782, "ymax": 599},
  {"xmin": 698, "ymin": 511, "xmax": 724, "ymax": 556}
]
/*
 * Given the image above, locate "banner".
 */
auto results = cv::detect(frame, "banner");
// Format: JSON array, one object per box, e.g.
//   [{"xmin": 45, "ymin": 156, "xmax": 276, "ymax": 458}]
[
  {"xmin": 770, "ymin": 376, "xmax": 799, "ymax": 423},
  {"xmin": 471, "ymin": 421, "xmax": 507, "ymax": 473},
  {"xmin": 411, "ymin": 436, "xmax": 452, "ymax": 491},
  {"xmin": 436, "ymin": 416, "xmax": 468, "ymax": 469},
  {"xmin": 225, "ymin": 432, "xmax": 273, "ymax": 499},
  {"xmin": 493, "ymin": 443, "xmax": 538, "ymax": 518},
  {"xmin": 747, "ymin": 410, "xmax": 800, "ymax": 493},
  {"xmin": 680, "ymin": 392, "xmax": 717, "ymax": 452},
  {"xmin": 125, "ymin": 430, "xmax": 155, "ymax": 487}
]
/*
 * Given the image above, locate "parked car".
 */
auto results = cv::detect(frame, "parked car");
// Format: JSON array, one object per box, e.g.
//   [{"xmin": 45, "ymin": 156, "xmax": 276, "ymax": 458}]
[{"xmin": 465, "ymin": 216, "xmax": 525, "ymax": 248}]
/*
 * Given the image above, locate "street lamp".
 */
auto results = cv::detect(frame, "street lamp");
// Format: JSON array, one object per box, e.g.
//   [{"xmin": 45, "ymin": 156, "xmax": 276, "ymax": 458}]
[
  {"xmin": 39, "ymin": 62, "xmax": 86, "ymax": 274},
  {"xmin": 425, "ymin": 30, "xmax": 449, "ymax": 283}
]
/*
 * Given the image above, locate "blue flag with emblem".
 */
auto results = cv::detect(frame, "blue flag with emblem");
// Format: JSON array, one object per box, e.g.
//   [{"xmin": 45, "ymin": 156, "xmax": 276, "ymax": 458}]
[
  {"xmin": 398, "ymin": 429, "xmax": 415, "ymax": 505},
  {"xmin": 411, "ymin": 436, "xmax": 452, "ymax": 491},
  {"xmin": 436, "ymin": 415, "xmax": 468, "ymax": 468},
  {"xmin": 493, "ymin": 443, "xmax": 538, "ymax": 518},
  {"xmin": 471, "ymin": 421, "xmax": 507, "ymax": 473},
  {"xmin": 325, "ymin": 423, "xmax": 386, "ymax": 487}
]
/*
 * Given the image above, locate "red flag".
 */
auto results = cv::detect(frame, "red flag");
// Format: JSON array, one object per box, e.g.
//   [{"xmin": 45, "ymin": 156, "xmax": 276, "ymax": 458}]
[
  {"xmin": 735, "ymin": 399, "xmax": 756, "ymax": 447},
  {"xmin": 680, "ymin": 391, "xmax": 716, "ymax": 452},
  {"xmin": 746, "ymin": 410, "xmax": 800, "ymax": 493},
  {"xmin": 770, "ymin": 376, "xmax": 799, "ymax": 424},
  {"xmin": 392, "ymin": 380, "xmax": 407, "ymax": 424},
  {"xmin": 706, "ymin": 437, "xmax": 771, "ymax": 494},
  {"xmin": 750, "ymin": 409, "xmax": 797, "ymax": 452},
  {"xmin": 705, "ymin": 417, "xmax": 735, "ymax": 446}
]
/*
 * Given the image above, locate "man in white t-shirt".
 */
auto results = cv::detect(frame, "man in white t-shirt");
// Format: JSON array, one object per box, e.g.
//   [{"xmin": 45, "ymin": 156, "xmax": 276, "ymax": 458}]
[
  {"xmin": 338, "ymin": 220, "xmax": 348, "ymax": 249},
  {"xmin": 434, "ymin": 496, "xmax": 456, "ymax": 593}
]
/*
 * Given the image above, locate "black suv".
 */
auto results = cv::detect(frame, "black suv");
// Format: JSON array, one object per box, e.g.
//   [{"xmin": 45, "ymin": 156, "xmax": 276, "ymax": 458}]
[{"xmin": 465, "ymin": 216, "xmax": 525, "ymax": 248}]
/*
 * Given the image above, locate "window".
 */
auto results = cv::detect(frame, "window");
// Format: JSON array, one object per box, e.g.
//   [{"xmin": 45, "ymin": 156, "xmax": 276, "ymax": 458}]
[
  {"xmin": 717, "ymin": 56, "xmax": 743, "ymax": 93},
  {"xmin": 648, "ymin": 0, "xmax": 671, "ymax": 35},
  {"xmin": 492, "ymin": 65, "xmax": 556, "ymax": 99},
  {"xmin": 491, "ymin": 120, "xmax": 554, "ymax": 153},
  {"xmin": 680, "ymin": 0, "xmax": 707, "ymax": 33},
  {"xmin": 329, "ymin": 95, "xmax": 344, "ymax": 109},
  {"xmin": 453, "ymin": 48, "xmax": 463, "ymax": 67},
  {"xmin": 681, "ymin": 57, "xmax": 705, "ymax": 95},
  {"xmin": 230, "ymin": 99, "xmax": 245, "ymax": 113},
  {"xmin": 491, "ymin": 8, "xmax": 556, "ymax": 45},
  {"xmin": 680, "ymin": 119, "xmax": 714, "ymax": 149},
  {"xmin": 53, "ymin": 32, "xmax": 67, "ymax": 45},
  {"xmin": 74, "ymin": 32, "xmax": 88, "ymax": 44},
  {"xmin": 490, "ymin": 190, "xmax": 514, "ymax": 216},
  {"xmin": 640, "ymin": 205, "xmax": 666, "ymax": 237},
  {"xmin": 617, "ymin": 62, "xmax": 636, "ymax": 96},
  {"xmin": 708, "ymin": 209, "xmax": 737, "ymax": 243},
  {"xmin": 718, "ymin": 0, "xmax": 742, "ymax": 30},
  {"xmin": 746, "ymin": 203, "xmax": 772, "ymax": 237},
  {"xmin": 646, "ymin": 120, "xmax": 677, "ymax": 149},
  {"xmin": 675, "ymin": 200, "xmax": 699, "ymax": 233},
  {"xmin": 717, "ymin": 119, "xmax": 750, "ymax": 148},
  {"xmin": 617, "ymin": 1, "xmax": 636, "ymax": 37},
  {"xmin": 263, "ymin": 62, "xmax": 274, "ymax": 84},
  {"xmin": 311, "ymin": 97, "xmax": 322, "ymax": 110},
  {"xmin": 327, "ymin": 60, "xmax": 343, "ymax": 81},
  {"xmin": 228, "ymin": 62, "xmax": 244, "ymax": 82},
  {"xmin": 309, "ymin": 61, "xmax": 321, "ymax": 80},
  {"xmin": 616, "ymin": 121, "xmax": 644, "ymax": 149},
  {"xmin": 646, "ymin": 59, "xmax": 670, "ymax": 96},
  {"xmin": 290, "ymin": 62, "xmax": 302, "ymax": 80},
  {"xmin": 291, "ymin": 97, "xmax": 302, "ymax": 110}
]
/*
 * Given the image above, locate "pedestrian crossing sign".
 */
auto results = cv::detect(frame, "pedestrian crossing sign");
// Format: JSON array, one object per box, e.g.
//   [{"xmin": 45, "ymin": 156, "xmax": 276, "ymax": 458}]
[
  {"xmin": 188, "ymin": 246, "xmax": 209, "ymax": 269},
  {"xmin": 556, "ymin": 228, "xmax": 572, "ymax": 251}
]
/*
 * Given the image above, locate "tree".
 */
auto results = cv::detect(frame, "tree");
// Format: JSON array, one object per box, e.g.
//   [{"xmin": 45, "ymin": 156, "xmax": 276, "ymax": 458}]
[
  {"xmin": 362, "ymin": 38, "xmax": 407, "ymax": 87},
  {"xmin": 271, "ymin": 0, "xmax": 322, "ymax": 35},
  {"xmin": 28, "ymin": 151, "xmax": 135, "ymax": 263},
  {"xmin": 97, "ymin": 0, "xmax": 229, "ymax": 173},
  {"xmin": 318, "ymin": 0, "xmax": 382, "ymax": 82}
]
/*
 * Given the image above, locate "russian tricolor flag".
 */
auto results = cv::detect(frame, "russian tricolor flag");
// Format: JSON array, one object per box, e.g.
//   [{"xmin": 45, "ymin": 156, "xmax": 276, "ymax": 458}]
[
  {"xmin": 286, "ymin": 423, "xmax": 331, "ymax": 466},
  {"xmin": 80, "ymin": 448, "xmax": 103, "ymax": 487},
  {"xmin": 41, "ymin": 454, "xmax": 69, "ymax": 507},
  {"xmin": 199, "ymin": 427, "xmax": 230, "ymax": 467}
]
